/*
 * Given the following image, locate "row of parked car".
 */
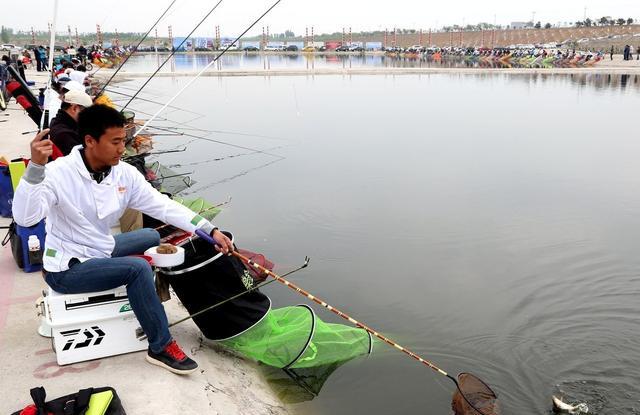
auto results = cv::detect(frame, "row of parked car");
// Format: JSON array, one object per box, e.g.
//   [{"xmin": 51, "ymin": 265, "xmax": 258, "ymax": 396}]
[{"xmin": 0, "ymin": 44, "xmax": 23, "ymax": 52}]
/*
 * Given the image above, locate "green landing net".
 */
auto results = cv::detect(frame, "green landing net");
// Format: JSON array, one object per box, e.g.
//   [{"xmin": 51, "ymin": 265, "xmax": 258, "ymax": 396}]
[
  {"xmin": 219, "ymin": 305, "xmax": 374, "ymax": 369},
  {"xmin": 172, "ymin": 196, "xmax": 221, "ymax": 221}
]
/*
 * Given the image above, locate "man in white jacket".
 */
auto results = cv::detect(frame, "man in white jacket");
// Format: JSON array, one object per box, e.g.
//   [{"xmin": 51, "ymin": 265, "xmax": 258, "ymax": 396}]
[{"xmin": 13, "ymin": 104, "xmax": 233, "ymax": 375}]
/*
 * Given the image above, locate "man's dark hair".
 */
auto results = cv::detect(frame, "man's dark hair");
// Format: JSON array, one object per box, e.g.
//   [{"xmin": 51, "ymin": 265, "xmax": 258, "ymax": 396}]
[
  {"xmin": 76, "ymin": 64, "xmax": 86, "ymax": 72},
  {"xmin": 78, "ymin": 104, "xmax": 125, "ymax": 145}
]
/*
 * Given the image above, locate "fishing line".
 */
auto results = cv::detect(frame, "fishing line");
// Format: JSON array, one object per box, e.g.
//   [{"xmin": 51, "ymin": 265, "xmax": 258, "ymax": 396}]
[
  {"xmin": 165, "ymin": 145, "xmax": 284, "ymax": 168},
  {"xmin": 141, "ymin": 123, "xmax": 284, "ymax": 157},
  {"xmin": 102, "ymin": 83, "xmax": 166, "ymax": 96},
  {"xmin": 104, "ymin": 88, "xmax": 290, "ymax": 141},
  {"xmin": 134, "ymin": 0, "xmax": 285, "ymax": 137},
  {"xmin": 183, "ymin": 157, "xmax": 283, "ymax": 194},
  {"xmin": 154, "ymin": 125, "xmax": 292, "ymax": 142},
  {"xmin": 97, "ymin": 0, "xmax": 179, "ymax": 96},
  {"xmin": 123, "ymin": 105, "xmax": 207, "ymax": 131},
  {"xmin": 104, "ymin": 87, "xmax": 206, "ymax": 117},
  {"xmin": 121, "ymin": 0, "xmax": 225, "ymax": 110}
]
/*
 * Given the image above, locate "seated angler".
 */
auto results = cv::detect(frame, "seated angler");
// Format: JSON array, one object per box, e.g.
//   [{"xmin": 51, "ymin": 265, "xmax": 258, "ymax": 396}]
[
  {"xmin": 48, "ymin": 89, "xmax": 93, "ymax": 156},
  {"xmin": 12, "ymin": 104, "xmax": 234, "ymax": 375}
]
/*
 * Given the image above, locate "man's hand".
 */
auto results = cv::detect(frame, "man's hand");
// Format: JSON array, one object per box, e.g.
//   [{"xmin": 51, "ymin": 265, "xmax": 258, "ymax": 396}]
[
  {"xmin": 212, "ymin": 229, "xmax": 234, "ymax": 254},
  {"xmin": 30, "ymin": 129, "xmax": 52, "ymax": 165}
]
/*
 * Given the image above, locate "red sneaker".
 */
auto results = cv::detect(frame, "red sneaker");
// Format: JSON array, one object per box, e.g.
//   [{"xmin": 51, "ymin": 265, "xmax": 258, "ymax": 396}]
[{"xmin": 146, "ymin": 340, "xmax": 198, "ymax": 375}]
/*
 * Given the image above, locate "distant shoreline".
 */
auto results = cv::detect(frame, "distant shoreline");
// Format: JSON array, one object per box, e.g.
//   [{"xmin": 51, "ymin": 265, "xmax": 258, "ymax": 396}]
[{"xmin": 105, "ymin": 66, "xmax": 640, "ymax": 80}]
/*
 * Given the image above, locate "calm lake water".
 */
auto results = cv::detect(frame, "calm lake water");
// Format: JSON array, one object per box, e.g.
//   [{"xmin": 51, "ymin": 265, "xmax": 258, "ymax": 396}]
[{"xmin": 114, "ymin": 72, "xmax": 640, "ymax": 414}]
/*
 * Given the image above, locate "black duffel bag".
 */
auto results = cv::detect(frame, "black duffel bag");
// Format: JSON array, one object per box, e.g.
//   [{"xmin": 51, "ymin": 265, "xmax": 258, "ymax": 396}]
[
  {"xmin": 160, "ymin": 232, "xmax": 271, "ymax": 341},
  {"xmin": 1, "ymin": 220, "xmax": 24, "ymax": 269},
  {"xmin": 11, "ymin": 386, "xmax": 126, "ymax": 415}
]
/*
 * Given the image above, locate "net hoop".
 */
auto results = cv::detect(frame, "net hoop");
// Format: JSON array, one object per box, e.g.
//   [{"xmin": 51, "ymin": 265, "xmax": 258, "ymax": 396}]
[
  {"xmin": 284, "ymin": 304, "xmax": 316, "ymax": 369},
  {"xmin": 453, "ymin": 372, "xmax": 499, "ymax": 415}
]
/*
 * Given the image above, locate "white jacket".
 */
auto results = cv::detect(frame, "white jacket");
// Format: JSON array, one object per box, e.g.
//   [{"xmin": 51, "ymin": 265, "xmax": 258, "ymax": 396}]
[{"xmin": 13, "ymin": 146, "xmax": 215, "ymax": 272}]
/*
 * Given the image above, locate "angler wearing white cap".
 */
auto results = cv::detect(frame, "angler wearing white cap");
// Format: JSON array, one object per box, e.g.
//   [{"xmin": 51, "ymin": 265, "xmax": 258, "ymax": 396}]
[
  {"xmin": 49, "ymin": 89, "xmax": 93, "ymax": 156},
  {"xmin": 47, "ymin": 79, "xmax": 87, "ymax": 124}
]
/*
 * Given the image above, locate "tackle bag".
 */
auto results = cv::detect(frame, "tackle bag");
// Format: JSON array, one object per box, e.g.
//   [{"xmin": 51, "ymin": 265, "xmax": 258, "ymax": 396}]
[
  {"xmin": 11, "ymin": 386, "xmax": 126, "ymax": 415},
  {"xmin": 2, "ymin": 220, "xmax": 24, "ymax": 269},
  {"xmin": 1, "ymin": 219, "xmax": 46, "ymax": 272},
  {"xmin": 0, "ymin": 163, "xmax": 13, "ymax": 217}
]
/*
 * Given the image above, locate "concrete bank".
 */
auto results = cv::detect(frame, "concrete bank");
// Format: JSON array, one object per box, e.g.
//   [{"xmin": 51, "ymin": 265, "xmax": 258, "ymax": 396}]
[{"xmin": 0, "ymin": 74, "xmax": 290, "ymax": 414}]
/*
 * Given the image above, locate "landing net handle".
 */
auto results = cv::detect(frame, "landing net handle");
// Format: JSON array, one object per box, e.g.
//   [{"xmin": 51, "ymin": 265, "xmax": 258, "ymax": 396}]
[{"xmin": 194, "ymin": 229, "xmax": 499, "ymax": 415}]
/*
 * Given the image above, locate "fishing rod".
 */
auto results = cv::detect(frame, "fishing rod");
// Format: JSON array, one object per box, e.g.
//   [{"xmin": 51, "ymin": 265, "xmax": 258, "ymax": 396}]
[
  {"xmin": 39, "ymin": 0, "xmax": 59, "ymax": 131},
  {"xmin": 133, "ymin": 0, "xmax": 284, "ymax": 138},
  {"xmin": 121, "ymin": 0, "xmax": 225, "ymax": 111},
  {"xmin": 97, "ymin": 0, "xmax": 179, "ymax": 96},
  {"xmin": 103, "ymin": 87, "xmax": 206, "ymax": 117},
  {"xmin": 140, "ymin": 123, "xmax": 285, "ymax": 157},
  {"xmin": 165, "ymin": 145, "xmax": 284, "ymax": 168},
  {"xmin": 136, "ymin": 255, "xmax": 310, "ymax": 341},
  {"xmin": 121, "ymin": 147, "xmax": 187, "ymax": 160},
  {"xmin": 152, "ymin": 125, "xmax": 292, "ymax": 142},
  {"xmin": 195, "ymin": 229, "xmax": 499, "ymax": 415},
  {"xmin": 107, "ymin": 91, "xmax": 290, "ymax": 141},
  {"xmin": 184, "ymin": 157, "xmax": 282, "ymax": 194}
]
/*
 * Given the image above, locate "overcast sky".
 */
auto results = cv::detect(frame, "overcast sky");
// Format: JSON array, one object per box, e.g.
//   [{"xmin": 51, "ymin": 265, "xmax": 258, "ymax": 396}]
[{"xmin": 4, "ymin": 0, "xmax": 640, "ymax": 38}]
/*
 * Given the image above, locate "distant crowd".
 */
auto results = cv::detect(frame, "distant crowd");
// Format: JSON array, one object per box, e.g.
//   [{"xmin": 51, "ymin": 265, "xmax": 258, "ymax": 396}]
[{"xmin": 620, "ymin": 44, "xmax": 640, "ymax": 60}]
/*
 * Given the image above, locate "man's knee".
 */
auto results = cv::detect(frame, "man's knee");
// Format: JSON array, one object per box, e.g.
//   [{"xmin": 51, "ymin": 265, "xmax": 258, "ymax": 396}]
[
  {"xmin": 141, "ymin": 228, "xmax": 161, "ymax": 247},
  {"xmin": 128, "ymin": 257, "xmax": 154, "ymax": 282}
]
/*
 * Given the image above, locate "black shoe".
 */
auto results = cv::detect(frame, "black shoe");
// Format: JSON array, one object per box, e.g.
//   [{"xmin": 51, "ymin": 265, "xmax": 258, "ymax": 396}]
[{"xmin": 146, "ymin": 340, "xmax": 198, "ymax": 375}]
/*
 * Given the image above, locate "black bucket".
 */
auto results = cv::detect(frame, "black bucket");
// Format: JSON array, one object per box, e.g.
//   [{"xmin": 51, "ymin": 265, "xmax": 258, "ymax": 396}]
[{"xmin": 160, "ymin": 232, "xmax": 271, "ymax": 340}]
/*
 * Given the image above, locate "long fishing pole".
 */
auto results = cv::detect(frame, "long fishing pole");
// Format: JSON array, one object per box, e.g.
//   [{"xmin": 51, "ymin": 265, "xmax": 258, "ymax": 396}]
[
  {"xmin": 136, "ymin": 255, "xmax": 310, "ymax": 341},
  {"xmin": 97, "ymin": 0, "xmax": 178, "ymax": 96},
  {"xmin": 39, "ymin": 0, "xmax": 59, "ymax": 130},
  {"xmin": 106, "ymin": 90, "xmax": 290, "ymax": 141},
  {"xmin": 195, "ymin": 229, "xmax": 499, "ymax": 415},
  {"xmin": 103, "ymin": 87, "xmax": 205, "ymax": 116},
  {"xmin": 121, "ymin": 0, "xmax": 225, "ymax": 111},
  {"xmin": 127, "ymin": 104, "xmax": 289, "ymax": 143},
  {"xmin": 140, "ymin": 123, "xmax": 284, "ymax": 157},
  {"xmin": 165, "ymin": 145, "xmax": 283, "ymax": 168},
  {"xmin": 133, "ymin": 0, "xmax": 284, "ymax": 138}
]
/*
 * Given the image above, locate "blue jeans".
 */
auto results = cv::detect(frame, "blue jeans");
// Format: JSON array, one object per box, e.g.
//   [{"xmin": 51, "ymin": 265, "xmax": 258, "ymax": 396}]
[{"xmin": 45, "ymin": 228, "xmax": 171, "ymax": 353}]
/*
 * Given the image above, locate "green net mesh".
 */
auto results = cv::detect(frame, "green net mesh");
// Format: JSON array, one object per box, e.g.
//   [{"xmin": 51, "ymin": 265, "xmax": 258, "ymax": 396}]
[
  {"xmin": 172, "ymin": 196, "xmax": 221, "ymax": 221},
  {"xmin": 219, "ymin": 305, "xmax": 373, "ymax": 369}
]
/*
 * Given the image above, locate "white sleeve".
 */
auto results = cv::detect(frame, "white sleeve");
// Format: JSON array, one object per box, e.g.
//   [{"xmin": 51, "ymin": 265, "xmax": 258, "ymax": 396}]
[
  {"xmin": 12, "ymin": 163, "xmax": 58, "ymax": 226},
  {"xmin": 127, "ymin": 167, "xmax": 216, "ymax": 234}
]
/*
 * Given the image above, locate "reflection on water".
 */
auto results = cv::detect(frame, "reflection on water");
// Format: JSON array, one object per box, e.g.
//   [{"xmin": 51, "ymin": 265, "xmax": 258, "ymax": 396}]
[
  {"xmin": 118, "ymin": 73, "xmax": 640, "ymax": 415},
  {"xmin": 121, "ymin": 51, "xmax": 630, "ymax": 71},
  {"xmin": 122, "ymin": 53, "xmax": 640, "ymax": 93}
]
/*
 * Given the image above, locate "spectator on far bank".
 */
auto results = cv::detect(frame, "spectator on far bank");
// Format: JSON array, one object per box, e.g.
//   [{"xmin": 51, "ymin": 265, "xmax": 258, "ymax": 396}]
[{"xmin": 610, "ymin": 46, "xmax": 614, "ymax": 61}]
